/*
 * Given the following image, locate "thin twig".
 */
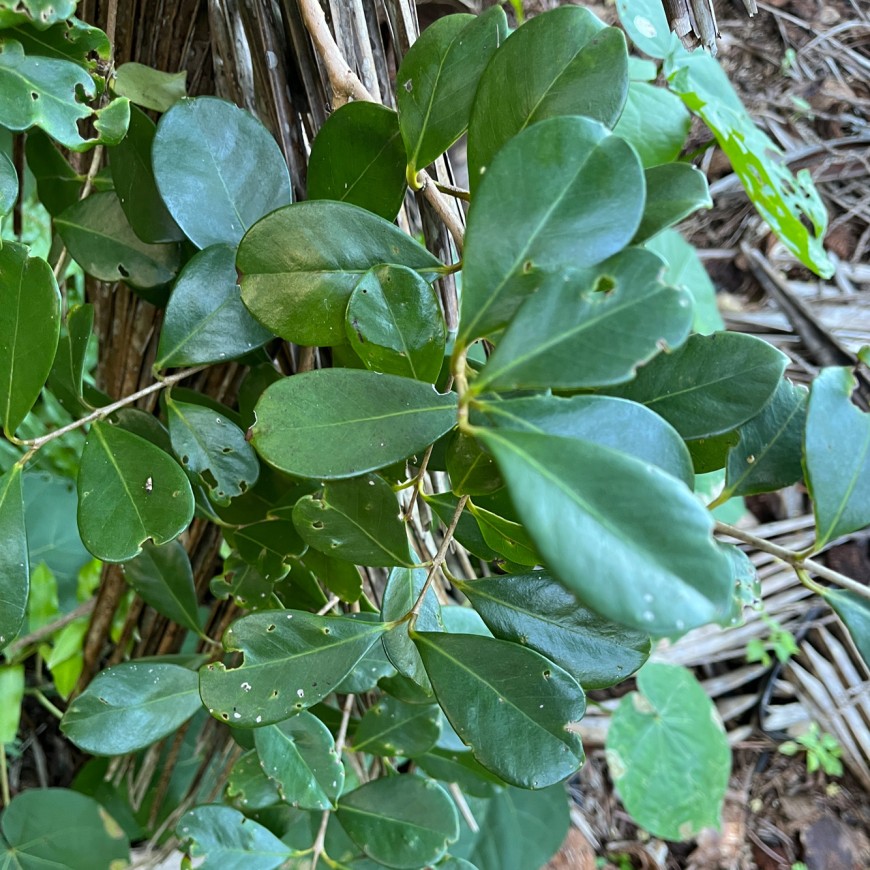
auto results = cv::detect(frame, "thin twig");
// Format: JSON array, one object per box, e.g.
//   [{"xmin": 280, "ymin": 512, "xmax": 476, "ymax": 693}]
[
  {"xmin": 5, "ymin": 598, "xmax": 96, "ymax": 658},
  {"xmin": 434, "ymin": 180, "xmax": 470, "ymax": 202},
  {"xmin": 449, "ymin": 782, "xmax": 479, "ymax": 833},
  {"xmin": 316, "ymin": 595, "xmax": 341, "ymax": 616},
  {"xmin": 418, "ymin": 170, "xmax": 464, "ymax": 253}
]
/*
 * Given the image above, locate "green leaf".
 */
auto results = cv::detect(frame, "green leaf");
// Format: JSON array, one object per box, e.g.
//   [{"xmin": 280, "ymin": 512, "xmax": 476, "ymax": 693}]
[
  {"xmin": 416, "ymin": 747, "xmax": 504, "ymax": 798},
  {"xmin": 445, "ymin": 432, "xmax": 503, "ymax": 496},
  {"xmin": 0, "ymin": 241, "xmax": 60, "ymax": 436},
  {"xmin": 0, "ymin": 1, "xmax": 76, "ymax": 27},
  {"xmin": 199, "ymin": 611, "xmax": 386, "ymax": 727},
  {"xmin": 455, "ymin": 573, "xmax": 650, "ymax": 689},
  {"xmin": 723, "ymin": 378, "xmax": 807, "ymax": 498},
  {"xmin": 473, "ymin": 394, "xmax": 693, "ymax": 488},
  {"xmin": 335, "ymin": 632, "xmax": 397, "ymax": 693},
  {"xmin": 211, "ymin": 553, "xmax": 275, "ymax": 609},
  {"xmin": 110, "ymin": 105, "xmax": 184, "ymax": 244},
  {"xmin": 717, "ymin": 541, "xmax": 760, "ymax": 628},
  {"xmin": 632, "ymin": 163, "xmax": 711, "ymax": 244},
  {"xmin": 295, "ymin": 547, "xmax": 362, "ymax": 603},
  {"xmin": 459, "ymin": 116, "xmax": 644, "ymax": 343},
  {"xmin": 226, "ymin": 750, "xmax": 281, "ymax": 811},
  {"xmin": 613, "ymin": 81, "xmax": 691, "ymax": 168},
  {"xmin": 397, "ymin": 7, "xmax": 507, "ymax": 176},
  {"xmin": 152, "ymin": 96, "xmax": 292, "ymax": 249},
  {"xmin": 178, "ymin": 805, "xmax": 293, "ymax": 870},
  {"xmin": 473, "ymin": 247, "xmax": 692, "ymax": 391},
  {"xmin": 0, "ymin": 151, "xmax": 16, "ymax": 221},
  {"xmin": 352, "ymin": 697, "xmax": 441, "ymax": 757},
  {"xmin": 123, "ymin": 541, "xmax": 202, "ymax": 635},
  {"xmin": 413, "ymin": 631, "xmax": 585, "ymax": 788},
  {"xmin": 76, "ymin": 421, "xmax": 195, "ymax": 562},
  {"xmin": 254, "ymin": 712, "xmax": 344, "ymax": 810},
  {"xmin": 237, "ymin": 201, "xmax": 443, "ymax": 347},
  {"xmin": 606, "ymin": 663, "xmax": 731, "ymax": 840},
  {"xmin": 467, "ymin": 5, "xmax": 628, "ymax": 189},
  {"xmin": 804, "ymin": 367, "xmax": 870, "ymax": 550},
  {"xmin": 308, "ymin": 102, "xmax": 406, "ymax": 221},
  {"xmin": 0, "ymin": 664, "xmax": 24, "ymax": 743},
  {"xmin": 292, "ymin": 474, "xmax": 411, "ymax": 568},
  {"xmin": 229, "ymin": 518, "xmax": 306, "ymax": 582},
  {"xmin": 251, "ymin": 369, "xmax": 457, "ymax": 479},
  {"xmin": 5, "ymin": 17, "xmax": 109, "ymax": 68},
  {"xmin": 476, "ymin": 428, "xmax": 733, "ymax": 634},
  {"xmin": 154, "ymin": 244, "xmax": 273, "ymax": 369},
  {"xmin": 467, "ymin": 502, "xmax": 539, "ymax": 567},
  {"xmin": 821, "ymin": 588, "xmax": 870, "ymax": 668},
  {"xmin": 0, "ymin": 789, "xmax": 129, "ymax": 870},
  {"xmin": 24, "ymin": 128, "xmax": 81, "ymax": 216},
  {"xmin": 425, "ymin": 492, "xmax": 497, "ymax": 562},
  {"xmin": 336, "ymin": 776, "xmax": 458, "ymax": 870},
  {"xmin": 687, "ymin": 429, "xmax": 739, "ymax": 474},
  {"xmin": 113, "ymin": 61, "xmax": 187, "ymax": 112},
  {"xmin": 61, "ymin": 662, "xmax": 202, "ymax": 754},
  {"xmin": 609, "ymin": 331, "xmax": 787, "ymax": 440},
  {"xmin": 615, "ymin": 0, "xmax": 679, "ymax": 58},
  {"xmin": 346, "ymin": 264, "xmax": 447, "ymax": 383},
  {"xmin": 56, "ymin": 191, "xmax": 180, "ymax": 290},
  {"xmin": 46, "ymin": 303, "xmax": 93, "ymax": 415},
  {"xmin": 166, "ymin": 395, "xmax": 259, "ymax": 506}
]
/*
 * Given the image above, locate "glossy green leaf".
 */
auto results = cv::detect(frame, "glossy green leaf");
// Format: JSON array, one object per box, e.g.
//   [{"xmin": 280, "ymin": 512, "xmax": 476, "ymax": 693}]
[
  {"xmin": 455, "ymin": 573, "xmax": 650, "ymax": 689},
  {"xmin": 61, "ymin": 661, "xmax": 201, "ymax": 754},
  {"xmin": 77, "ymin": 421, "xmax": 195, "ymax": 562},
  {"xmin": 352, "ymin": 697, "xmax": 441, "ymax": 757},
  {"xmin": 459, "ymin": 116, "xmax": 644, "ymax": 343},
  {"xmin": 6, "ymin": 17, "xmax": 109, "ymax": 68},
  {"xmin": 166, "ymin": 395, "xmax": 259, "ymax": 506},
  {"xmin": 211, "ymin": 553, "xmax": 275, "ymax": 609},
  {"xmin": 296, "ymin": 547, "xmax": 362, "ymax": 603},
  {"xmin": 229, "ymin": 518, "xmax": 306, "ymax": 583},
  {"xmin": 609, "ymin": 331, "xmax": 787, "ymax": 440},
  {"xmin": 804, "ymin": 367, "xmax": 870, "ymax": 550},
  {"xmin": 110, "ymin": 105, "xmax": 184, "ymax": 244},
  {"xmin": 113, "ymin": 62, "xmax": 187, "ymax": 112},
  {"xmin": 346, "ymin": 264, "xmax": 447, "ymax": 383},
  {"xmin": 425, "ymin": 492, "xmax": 498, "ymax": 562},
  {"xmin": 123, "ymin": 541, "xmax": 202, "ymax": 635},
  {"xmin": 0, "ymin": 151, "xmax": 16, "ymax": 220},
  {"xmin": 416, "ymin": 747, "xmax": 504, "ymax": 798},
  {"xmin": 47, "ymin": 303, "xmax": 93, "ymax": 415},
  {"xmin": 24, "ymin": 129, "xmax": 81, "ymax": 216},
  {"xmin": 178, "ymin": 805, "xmax": 293, "ymax": 870},
  {"xmin": 474, "ymin": 247, "xmax": 692, "ymax": 391},
  {"xmin": 0, "ymin": 242, "xmax": 60, "ymax": 435},
  {"xmin": 413, "ymin": 631, "xmax": 585, "ymax": 788},
  {"xmin": 0, "ymin": 0, "xmax": 76, "ymax": 27},
  {"xmin": 335, "ymin": 632, "xmax": 397, "ymax": 693},
  {"xmin": 397, "ymin": 7, "xmax": 507, "ymax": 176},
  {"xmin": 472, "ymin": 394, "xmax": 693, "ymax": 487},
  {"xmin": 155, "ymin": 244, "xmax": 273, "ymax": 369},
  {"xmin": 336, "ymin": 776, "xmax": 458, "ymax": 870},
  {"xmin": 308, "ymin": 102, "xmax": 406, "ymax": 221},
  {"xmin": 615, "ymin": 0, "xmax": 679, "ymax": 58},
  {"xmin": 199, "ymin": 611, "xmax": 386, "ymax": 727},
  {"xmin": 467, "ymin": 5, "xmax": 628, "ymax": 188},
  {"xmin": 467, "ymin": 502, "xmax": 539, "ymax": 567},
  {"xmin": 821, "ymin": 587, "xmax": 870, "ymax": 668},
  {"xmin": 0, "ymin": 789, "xmax": 129, "ymax": 870},
  {"xmin": 613, "ymin": 81, "xmax": 691, "ymax": 168},
  {"xmin": 446, "ymin": 431, "xmax": 503, "ymax": 496},
  {"xmin": 632, "ymin": 163, "xmax": 711, "ymax": 244},
  {"xmin": 606, "ymin": 663, "xmax": 731, "ymax": 840},
  {"xmin": 0, "ymin": 466, "xmax": 27, "ymax": 653},
  {"xmin": 153, "ymin": 96, "xmax": 292, "ymax": 249},
  {"xmin": 252, "ymin": 369, "xmax": 457, "ymax": 479},
  {"xmin": 687, "ymin": 429, "xmax": 739, "ymax": 474},
  {"xmin": 226, "ymin": 750, "xmax": 282, "ymax": 811},
  {"xmin": 0, "ymin": 664, "xmax": 24, "ymax": 743},
  {"xmin": 723, "ymin": 378, "xmax": 807, "ymax": 498},
  {"xmin": 254, "ymin": 712, "xmax": 344, "ymax": 810},
  {"xmin": 477, "ymin": 428, "xmax": 733, "ymax": 634},
  {"xmin": 56, "ymin": 191, "xmax": 180, "ymax": 290},
  {"xmin": 238, "ymin": 202, "xmax": 443, "ymax": 346},
  {"xmin": 292, "ymin": 474, "xmax": 410, "ymax": 567}
]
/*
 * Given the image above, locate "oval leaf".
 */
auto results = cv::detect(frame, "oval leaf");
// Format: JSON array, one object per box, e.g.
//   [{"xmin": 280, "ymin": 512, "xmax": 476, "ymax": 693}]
[
  {"xmin": 0, "ymin": 467, "xmax": 28, "ymax": 652},
  {"xmin": 632, "ymin": 163, "xmax": 711, "ymax": 244},
  {"xmin": 251, "ymin": 369, "xmax": 457, "ymax": 479},
  {"xmin": 821, "ymin": 587, "xmax": 870, "ymax": 668},
  {"xmin": 352, "ymin": 696, "xmax": 441, "ymax": 757},
  {"xmin": 613, "ymin": 81, "xmax": 691, "ymax": 168}
]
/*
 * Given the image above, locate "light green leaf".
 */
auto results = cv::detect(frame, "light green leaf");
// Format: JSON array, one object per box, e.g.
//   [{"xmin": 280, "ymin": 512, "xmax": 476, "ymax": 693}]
[
  {"xmin": 113, "ymin": 62, "xmax": 187, "ymax": 112},
  {"xmin": 467, "ymin": 501, "xmax": 539, "ymax": 567},
  {"xmin": 46, "ymin": 303, "xmax": 93, "ymax": 416},
  {"xmin": 237, "ymin": 201, "xmax": 443, "ymax": 346},
  {"xmin": 155, "ymin": 244, "xmax": 273, "ymax": 369},
  {"xmin": 473, "ymin": 247, "xmax": 692, "ymax": 391},
  {"xmin": 606, "ymin": 663, "xmax": 731, "ymax": 840},
  {"xmin": 477, "ymin": 428, "xmax": 733, "ymax": 634},
  {"xmin": 153, "ymin": 96, "xmax": 292, "ymax": 249},
  {"xmin": 459, "ymin": 116, "xmax": 644, "ymax": 343},
  {"xmin": 308, "ymin": 102, "xmax": 406, "ymax": 221},
  {"xmin": 178, "ymin": 805, "xmax": 293, "ymax": 870},
  {"xmin": 397, "ymin": 7, "xmax": 507, "ymax": 176},
  {"xmin": 123, "ymin": 541, "xmax": 202, "ymax": 635},
  {"xmin": 337, "ymin": 776, "xmax": 458, "ymax": 870},
  {"xmin": 615, "ymin": 0, "xmax": 679, "ymax": 58},
  {"xmin": 0, "ymin": 242, "xmax": 60, "ymax": 436},
  {"xmin": 293, "ymin": 474, "xmax": 411, "ymax": 568},
  {"xmin": 632, "ymin": 163, "xmax": 711, "ymax": 244},
  {"xmin": 455, "ymin": 573, "xmax": 650, "ymax": 689},
  {"xmin": 254, "ymin": 712, "xmax": 344, "ymax": 810},
  {"xmin": 0, "ymin": 664, "xmax": 24, "ymax": 743},
  {"xmin": 352, "ymin": 697, "xmax": 441, "ymax": 757},
  {"xmin": 609, "ymin": 331, "xmax": 787, "ymax": 440},
  {"xmin": 346, "ymin": 264, "xmax": 447, "ymax": 383},
  {"xmin": 804, "ymin": 367, "xmax": 870, "ymax": 550},
  {"xmin": 61, "ymin": 662, "xmax": 201, "ymax": 754},
  {"xmin": 251, "ymin": 369, "xmax": 457, "ymax": 479},
  {"xmin": 413, "ymin": 631, "xmax": 585, "ymax": 788},
  {"xmin": 199, "ymin": 610, "xmax": 386, "ymax": 727},
  {"xmin": 445, "ymin": 432, "xmax": 503, "ymax": 496},
  {"xmin": 613, "ymin": 81, "xmax": 691, "ymax": 168},
  {"xmin": 821, "ymin": 587, "xmax": 870, "ymax": 668},
  {"xmin": 0, "ymin": 1, "xmax": 76, "ymax": 28},
  {"xmin": 467, "ymin": 5, "xmax": 628, "ymax": 188},
  {"xmin": 76, "ymin": 421, "xmax": 195, "ymax": 562},
  {"xmin": 5, "ymin": 17, "xmax": 109, "ymax": 68}
]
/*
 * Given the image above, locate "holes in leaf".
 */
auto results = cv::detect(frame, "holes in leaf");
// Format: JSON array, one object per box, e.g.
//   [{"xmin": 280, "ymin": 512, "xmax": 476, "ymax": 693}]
[
  {"xmin": 266, "ymin": 623, "xmax": 276, "ymax": 632},
  {"xmin": 312, "ymin": 521, "xmax": 324, "ymax": 530},
  {"xmin": 270, "ymin": 689, "xmax": 279, "ymax": 699},
  {"xmin": 117, "ymin": 264, "xmax": 130, "ymax": 278},
  {"xmin": 522, "ymin": 260, "xmax": 533, "ymax": 274},
  {"xmin": 322, "ymin": 627, "xmax": 331, "ymax": 635},
  {"xmin": 220, "ymin": 446, "xmax": 233, "ymax": 454},
  {"xmin": 403, "ymin": 79, "xmax": 413, "ymax": 93},
  {"xmin": 542, "ymin": 669, "xmax": 551, "ymax": 679},
  {"xmin": 30, "ymin": 92, "xmax": 39, "ymax": 101},
  {"xmin": 593, "ymin": 275, "xmax": 616, "ymax": 295},
  {"xmin": 220, "ymin": 712, "xmax": 229, "ymax": 720},
  {"xmin": 180, "ymin": 455, "xmax": 190, "ymax": 466},
  {"xmin": 202, "ymin": 469, "xmax": 219, "ymax": 489}
]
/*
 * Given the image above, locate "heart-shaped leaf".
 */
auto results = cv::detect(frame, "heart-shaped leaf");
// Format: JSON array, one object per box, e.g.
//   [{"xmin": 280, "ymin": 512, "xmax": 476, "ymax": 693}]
[
  {"xmin": 0, "ymin": 467, "xmax": 28, "ymax": 653},
  {"xmin": 76, "ymin": 421, "xmax": 194, "ymax": 562},
  {"xmin": 613, "ymin": 81, "xmax": 691, "ymax": 168},
  {"xmin": 631, "ymin": 163, "xmax": 711, "ymax": 243},
  {"xmin": 152, "ymin": 96, "xmax": 292, "ymax": 249},
  {"xmin": 352, "ymin": 696, "xmax": 441, "ymax": 757}
]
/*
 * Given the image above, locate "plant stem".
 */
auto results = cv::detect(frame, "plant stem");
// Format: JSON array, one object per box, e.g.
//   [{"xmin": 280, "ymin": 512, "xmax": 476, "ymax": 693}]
[
  {"xmin": 434, "ymin": 180, "xmax": 470, "ymax": 202},
  {"xmin": 5, "ymin": 598, "xmax": 96, "ymax": 659},
  {"xmin": 0, "ymin": 745, "xmax": 9, "ymax": 808},
  {"xmin": 714, "ymin": 520, "xmax": 870, "ymax": 601},
  {"xmin": 403, "ymin": 442, "xmax": 434, "ymax": 521},
  {"xmin": 416, "ymin": 170, "xmax": 465, "ymax": 253},
  {"xmin": 29, "ymin": 688, "xmax": 64, "ymax": 720}
]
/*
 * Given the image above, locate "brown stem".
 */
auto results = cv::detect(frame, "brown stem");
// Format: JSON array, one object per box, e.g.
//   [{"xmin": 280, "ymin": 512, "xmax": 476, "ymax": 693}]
[{"xmin": 5, "ymin": 598, "xmax": 96, "ymax": 658}]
